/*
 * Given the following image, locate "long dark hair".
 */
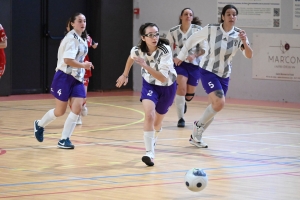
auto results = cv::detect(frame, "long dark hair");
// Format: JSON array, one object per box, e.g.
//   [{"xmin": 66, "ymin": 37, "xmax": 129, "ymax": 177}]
[
  {"xmin": 69, "ymin": 12, "xmax": 87, "ymax": 40},
  {"xmin": 138, "ymin": 22, "xmax": 169, "ymax": 53},
  {"xmin": 179, "ymin": 8, "xmax": 202, "ymax": 26},
  {"xmin": 220, "ymin": 4, "xmax": 238, "ymax": 23}
]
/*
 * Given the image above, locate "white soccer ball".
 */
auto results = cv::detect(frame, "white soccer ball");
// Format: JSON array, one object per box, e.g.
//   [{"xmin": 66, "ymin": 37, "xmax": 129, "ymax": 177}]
[{"xmin": 184, "ymin": 168, "xmax": 208, "ymax": 192}]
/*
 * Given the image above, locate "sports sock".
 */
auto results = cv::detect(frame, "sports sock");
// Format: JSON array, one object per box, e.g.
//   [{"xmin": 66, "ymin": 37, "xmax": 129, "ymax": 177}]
[
  {"xmin": 175, "ymin": 95, "xmax": 185, "ymax": 119},
  {"xmin": 61, "ymin": 112, "xmax": 79, "ymax": 140},
  {"xmin": 38, "ymin": 109, "xmax": 57, "ymax": 127},
  {"xmin": 196, "ymin": 104, "xmax": 217, "ymax": 127},
  {"xmin": 143, "ymin": 131, "xmax": 155, "ymax": 158}
]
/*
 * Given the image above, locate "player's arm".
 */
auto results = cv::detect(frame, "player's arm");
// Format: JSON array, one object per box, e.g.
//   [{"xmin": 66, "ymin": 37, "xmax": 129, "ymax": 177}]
[
  {"xmin": 175, "ymin": 26, "xmax": 208, "ymax": 65},
  {"xmin": 239, "ymin": 30, "xmax": 253, "ymax": 59},
  {"xmin": 134, "ymin": 56, "xmax": 168, "ymax": 83},
  {"xmin": 64, "ymin": 58, "xmax": 93, "ymax": 70},
  {"xmin": 116, "ymin": 55, "xmax": 133, "ymax": 87},
  {"xmin": 0, "ymin": 38, "xmax": 7, "ymax": 49}
]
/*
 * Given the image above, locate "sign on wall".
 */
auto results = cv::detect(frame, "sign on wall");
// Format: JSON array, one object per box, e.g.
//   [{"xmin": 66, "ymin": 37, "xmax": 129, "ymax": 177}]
[
  {"xmin": 217, "ymin": 0, "xmax": 281, "ymax": 28},
  {"xmin": 253, "ymin": 33, "xmax": 300, "ymax": 81},
  {"xmin": 294, "ymin": 0, "xmax": 300, "ymax": 29}
]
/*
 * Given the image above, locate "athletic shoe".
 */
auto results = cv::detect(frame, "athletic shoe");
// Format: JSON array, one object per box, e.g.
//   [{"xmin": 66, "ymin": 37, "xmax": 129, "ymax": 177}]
[
  {"xmin": 184, "ymin": 102, "xmax": 187, "ymax": 114},
  {"xmin": 189, "ymin": 135, "xmax": 208, "ymax": 148},
  {"xmin": 76, "ymin": 116, "xmax": 82, "ymax": 125},
  {"xmin": 177, "ymin": 118, "xmax": 185, "ymax": 127},
  {"xmin": 81, "ymin": 105, "xmax": 88, "ymax": 116},
  {"xmin": 192, "ymin": 121, "xmax": 205, "ymax": 142},
  {"xmin": 142, "ymin": 151, "xmax": 154, "ymax": 166},
  {"xmin": 57, "ymin": 138, "xmax": 75, "ymax": 149},
  {"xmin": 34, "ymin": 120, "xmax": 44, "ymax": 142}
]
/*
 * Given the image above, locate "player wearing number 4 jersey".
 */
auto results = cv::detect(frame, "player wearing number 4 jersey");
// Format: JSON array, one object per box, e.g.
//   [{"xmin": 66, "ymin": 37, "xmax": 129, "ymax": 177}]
[
  {"xmin": 116, "ymin": 23, "xmax": 177, "ymax": 167},
  {"xmin": 33, "ymin": 13, "xmax": 94, "ymax": 149},
  {"xmin": 174, "ymin": 4, "xmax": 253, "ymax": 148}
]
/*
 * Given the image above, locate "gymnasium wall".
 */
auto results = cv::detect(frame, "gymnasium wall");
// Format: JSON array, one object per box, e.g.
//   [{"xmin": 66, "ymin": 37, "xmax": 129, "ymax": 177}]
[{"xmin": 132, "ymin": 0, "xmax": 300, "ymax": 103}]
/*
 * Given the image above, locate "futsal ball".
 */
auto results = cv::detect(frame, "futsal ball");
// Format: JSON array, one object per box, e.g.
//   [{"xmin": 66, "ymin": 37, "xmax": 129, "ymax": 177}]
[{"xmin": 184, "ymin": 168, "xmax": 208, "ymax": 192}]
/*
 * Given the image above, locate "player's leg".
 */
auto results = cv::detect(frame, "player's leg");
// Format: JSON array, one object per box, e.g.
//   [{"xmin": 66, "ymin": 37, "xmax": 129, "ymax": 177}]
[
  {"xmin": 57, "ymin": 80, "xmax": 85, "ymax": 149},
  {"xmin": 141, "ymin": 99, "xmax": 156, "ymax": 166},
  {"xmin": 77, "ymin": 78, "xmax": 89, "ymax": 125},
  {"xmin": 34, "ymin": 71, "xmax": 70, "ymax": 142},
  {"xmin": 174, "ymin": 63, "xmax": 188, "ymax": 127}
]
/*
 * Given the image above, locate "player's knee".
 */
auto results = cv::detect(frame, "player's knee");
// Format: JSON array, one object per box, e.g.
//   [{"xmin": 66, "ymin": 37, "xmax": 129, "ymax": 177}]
[{"xmin": 185, "ymin": 93, "xmax": 195, "ymax": 102}]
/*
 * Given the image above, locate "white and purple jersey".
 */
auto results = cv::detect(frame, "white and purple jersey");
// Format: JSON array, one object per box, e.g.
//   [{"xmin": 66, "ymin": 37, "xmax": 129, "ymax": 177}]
[
  {"xmin": 56, "ymin": 29, "xmax": 88, "ymax": 82},
  {"xmin": 130, "ymin": 44, "xmax": 177, "ymax": 86},
  {"xmin": 177, "ymin": 24, "xmax": 250, "ymax": 78},
  {"xmin": 166, "ymin": 24, "xmax": 206, "ymax": 65}
]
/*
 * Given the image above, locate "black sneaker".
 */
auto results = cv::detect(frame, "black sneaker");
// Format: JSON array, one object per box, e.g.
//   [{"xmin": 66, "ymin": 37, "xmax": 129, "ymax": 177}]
[
  {"xmin": 34, "ymin": 120, "xmax": 44, "ymax": 142},
  {"xmin": 184, "ymin": 102, "xmax": 187, "ymax": 114},
  {"xmin": 177, "ymin": 118, "xmax": 185, "ymax": 127},
  {"xmin": 57, "ymin": 138, "xmax": 75, "ymax": 149}
]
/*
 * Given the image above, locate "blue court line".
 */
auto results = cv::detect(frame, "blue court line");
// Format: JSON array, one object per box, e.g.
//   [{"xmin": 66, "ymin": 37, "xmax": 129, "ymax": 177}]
[{"xmin": 1, "ymin": 160, "xmax": 300, "ymax": 188}]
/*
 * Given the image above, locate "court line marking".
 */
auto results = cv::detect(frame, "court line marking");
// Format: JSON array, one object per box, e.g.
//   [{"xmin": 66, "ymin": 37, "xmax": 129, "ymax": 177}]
[{"xmin": 0, "ymin": 101, "xmax": 145, "ymax": 140}]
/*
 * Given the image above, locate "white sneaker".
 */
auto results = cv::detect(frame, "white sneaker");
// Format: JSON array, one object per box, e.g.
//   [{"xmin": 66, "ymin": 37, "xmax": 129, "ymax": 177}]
[
  {"xmin": 189, "ymin": 135, "xmax": 208, "ymax": 148},
  {"xmin": 76, "ymin": 116, "xmax": 82, "ymax": 125},
  {"xmin": 192, "ymin": 121, "xmax": 205, "ymax": 142},
  {"xmin": 81, "ymin": 105, "xmax": 88, "ymax": 116},
  {"xmin": 142, "ymin": 151, "xmax": 154, "ymax": 166}
]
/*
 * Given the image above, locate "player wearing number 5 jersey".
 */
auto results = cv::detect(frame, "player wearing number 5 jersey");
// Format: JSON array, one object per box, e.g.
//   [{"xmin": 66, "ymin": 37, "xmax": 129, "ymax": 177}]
[
  {"xmin": 116, "ymin": 23, "xmax": 177, "ymax": 167},
  {"xmin": 174, "ymin": 4, "xmax": 253, "ymax": 148},
  {"xmin": 33, "ymin": 13, "xmax": 94, "ymax": 149}
]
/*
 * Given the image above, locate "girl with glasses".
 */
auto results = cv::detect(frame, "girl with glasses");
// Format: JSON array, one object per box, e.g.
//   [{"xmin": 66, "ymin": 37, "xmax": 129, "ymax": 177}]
[
  {"xmin": 174, "ymin": 4, "xmax": 253, "ymax": 148},
  {"xmin": 116, "ymin": 22, "xmax": 177, "ymax": 166},
  {"xmin": 166, "ymin": 8, "xmax": 207, "ymax": 128}
]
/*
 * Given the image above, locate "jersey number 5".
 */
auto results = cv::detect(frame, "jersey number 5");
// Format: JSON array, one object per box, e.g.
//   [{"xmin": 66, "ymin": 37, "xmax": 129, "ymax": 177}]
[{"xmin": 208, "ymin": 82, "xmax": 214, "ymax": 88}]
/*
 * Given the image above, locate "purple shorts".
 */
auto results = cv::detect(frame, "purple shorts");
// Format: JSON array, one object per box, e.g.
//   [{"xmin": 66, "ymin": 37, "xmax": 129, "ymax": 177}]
[
  {"xmin": 51, "ymin": 70, "xmax": 86, "ymax": 102},
  {"xmin": 174, "ymin": 62, "xmax": 201, "ymax": 86},
  {"xmin": 199, "ymin": 68, "xmax": 230, "ymax": 95},
  {"xmin": 140, "ymin": 79, "xmax": 177, "ymax": 115}
]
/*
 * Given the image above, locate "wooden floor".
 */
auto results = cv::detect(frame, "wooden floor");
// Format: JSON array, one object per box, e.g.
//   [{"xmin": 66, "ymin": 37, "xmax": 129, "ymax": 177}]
[{"xmin": 0, "ymin": 91, "xmax": 299, "ymax": 200}]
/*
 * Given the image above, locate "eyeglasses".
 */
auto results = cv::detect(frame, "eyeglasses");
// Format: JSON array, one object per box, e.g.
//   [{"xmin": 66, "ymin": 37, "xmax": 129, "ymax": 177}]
[{"xmin": 143, "ymin": 32, "xmax": 160, "ymax": 38}]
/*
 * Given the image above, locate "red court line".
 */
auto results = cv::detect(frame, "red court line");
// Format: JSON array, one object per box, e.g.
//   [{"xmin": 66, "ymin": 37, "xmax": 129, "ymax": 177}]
[{"xmin": 0, "ymin": 171, "xmax": 299, "ymax": 199}]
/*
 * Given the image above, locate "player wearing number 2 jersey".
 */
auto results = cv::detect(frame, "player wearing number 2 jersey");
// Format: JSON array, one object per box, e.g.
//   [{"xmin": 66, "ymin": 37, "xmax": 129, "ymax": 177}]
[{"xmin": 174, "ymin": 4, "xmax": 253, "ymax": 148}]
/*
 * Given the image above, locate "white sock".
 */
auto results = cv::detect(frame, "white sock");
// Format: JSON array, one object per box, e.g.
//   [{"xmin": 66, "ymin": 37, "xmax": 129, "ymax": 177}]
[
  {"xmin": 38, "ymin": 109, "xmax": 57, "ymax": 127},
  {"xmin": 196, "ymin": 104, "xmax": 217, "ymax": 127},
  {"xmin": 144, "ymin": 131, "xmax": 155, "ymax": 158},
  {"xmin": 175, "ymin": 95, "xmax": 185, "ymax": 119},
  {"xmin": 204, "ymin": 117, "xmax": 214, "ymax": 130},
  {"xmin": 61, "ymin": 112, "xmax": 79, "ymax": 140}
]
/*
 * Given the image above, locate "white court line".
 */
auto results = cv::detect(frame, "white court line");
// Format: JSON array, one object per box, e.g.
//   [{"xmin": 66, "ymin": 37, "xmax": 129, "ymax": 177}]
[{"xmin": 4, "ymin": 131, "xmax": 300, "ymax": 151}]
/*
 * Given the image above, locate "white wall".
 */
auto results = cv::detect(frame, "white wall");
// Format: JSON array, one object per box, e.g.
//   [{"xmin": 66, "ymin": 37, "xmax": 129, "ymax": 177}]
[{"xmin": 132, "ymin": 0, "xmax": 300, "ymax": 103}]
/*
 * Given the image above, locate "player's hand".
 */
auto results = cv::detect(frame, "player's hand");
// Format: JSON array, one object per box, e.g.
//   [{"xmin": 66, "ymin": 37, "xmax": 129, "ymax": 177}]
[
  {"xmin": 239, "ymin": 30, "xmax": 247, "ymax": 42},
  {"xmin": 173, "ymin": 57, "xmax": 183, "ymax": 66},
  {"xmin": 92, "ymin": 43, "xmax": 98, "ymax": 49},
  {"xmin": 186, "ymin": 55, "xmax": 196, "ymax": 63},
  {"xmin": 83, "ymin": 61, "xmax": 94, "ymax": 70},
  {"xmin": 116, "ymin": 74, "xmax": 128, "ymax": 88},
  {"xmin": 133, "ymin": 57, "xmax": 147, "ymax": 68}
]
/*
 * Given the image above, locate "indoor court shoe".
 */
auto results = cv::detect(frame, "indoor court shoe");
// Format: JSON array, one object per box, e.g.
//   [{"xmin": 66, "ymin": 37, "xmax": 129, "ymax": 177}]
[
  {"xmin": 177, "ymin": 118, "xmax": 185, "ymax": 127},
  {"xmin": 184, "ymin": 102, "xmax": 187, "ymax": 114},
  {"xmin": 142, "ymin": 151, "xmax": 154, "ymax": 166},
  {"xmin": 57, "ymin": 138, "xmax": 75, "ymax": 149},
  {"xmin": 76, "ymin": 116, "xmax": 82, "ymax": 125},
  {"xmin": 34, "ymin": 120, "xmax": 44, "ymax": 142},
  {"xmin": 192, "ymin": 121, "xmax": 205, "ymax": 142},
  {"xmin": 189, "ymin": 135, "xmax": 208, "ymax": 148}
]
